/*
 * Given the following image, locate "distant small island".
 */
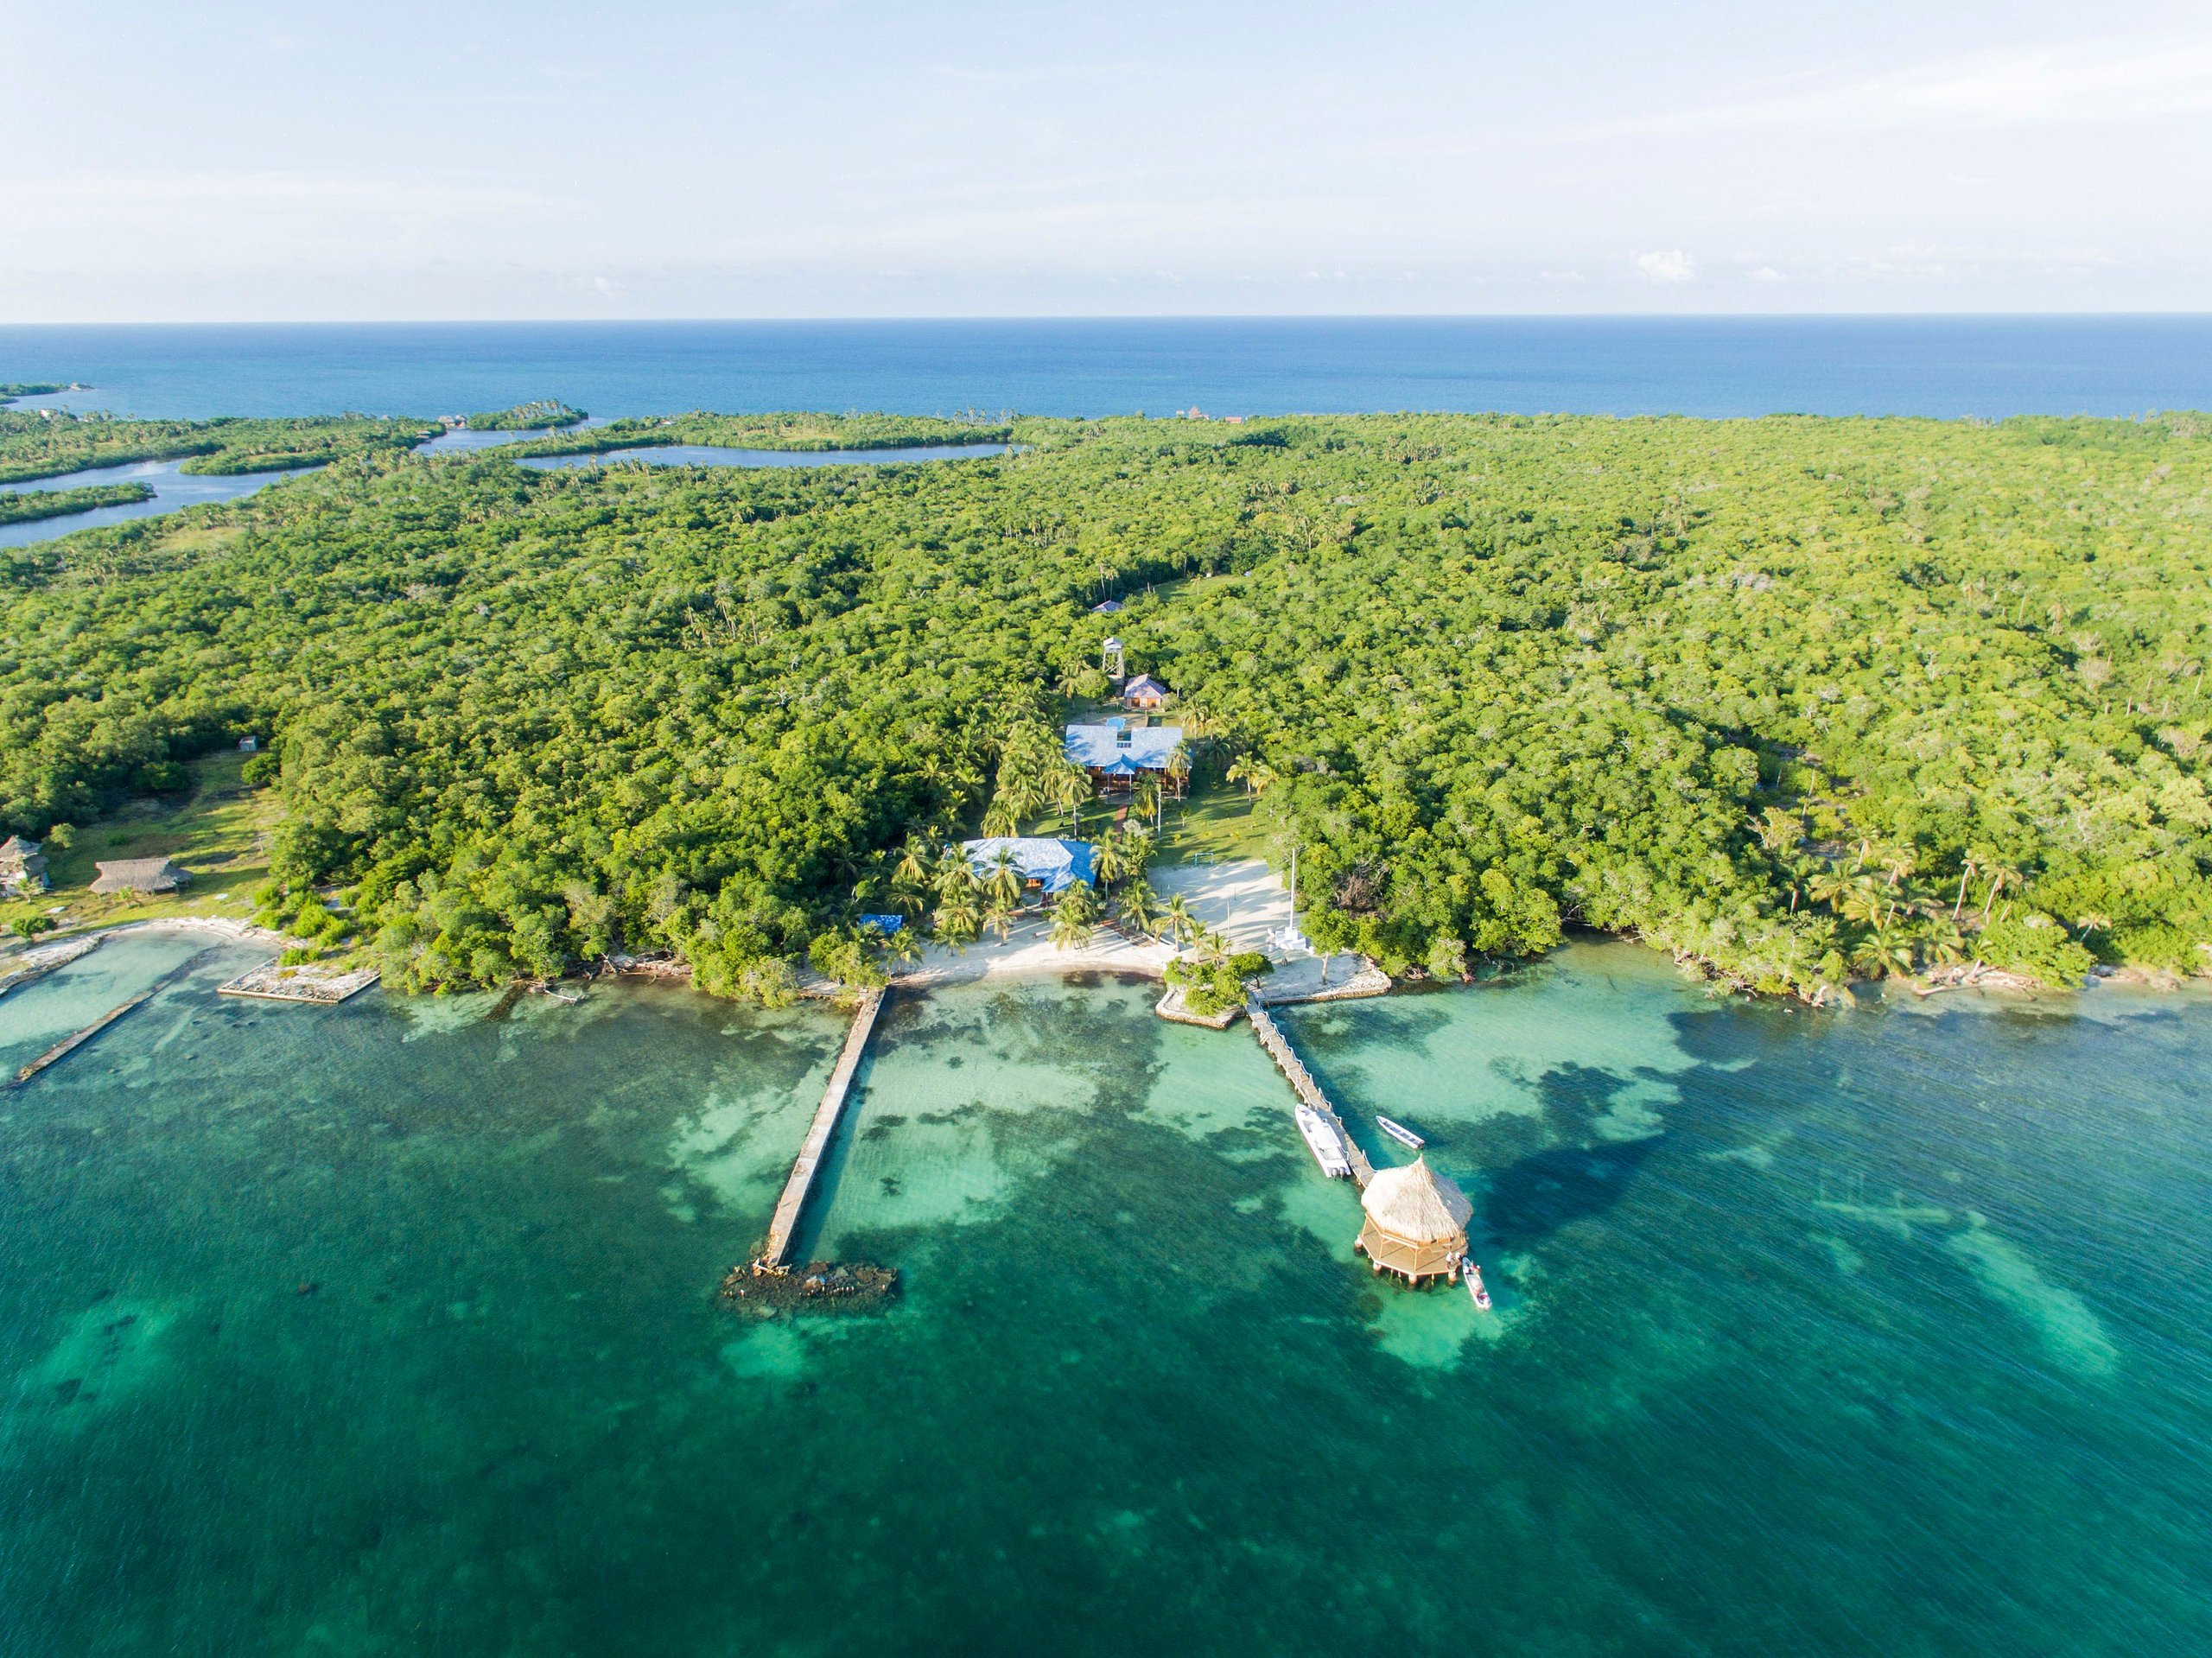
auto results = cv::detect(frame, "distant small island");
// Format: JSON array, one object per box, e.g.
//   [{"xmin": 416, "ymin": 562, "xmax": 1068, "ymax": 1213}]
[{"xmin": 462, "ymin": 399, "xmax": 588, "ymax": 431}]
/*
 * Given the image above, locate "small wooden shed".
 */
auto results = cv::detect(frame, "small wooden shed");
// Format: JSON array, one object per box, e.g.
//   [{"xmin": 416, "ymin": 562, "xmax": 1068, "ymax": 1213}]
[
  {"xmin": 1354, "ymin": 1156, "xmax": 1472, "ymax": 1285},
  {"xmin": 1122, "ymin": 674, "xmax": 1170, "ymax": 710}
]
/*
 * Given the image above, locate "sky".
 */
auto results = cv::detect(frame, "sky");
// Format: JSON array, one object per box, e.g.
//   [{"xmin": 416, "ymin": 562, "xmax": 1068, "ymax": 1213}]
[{"xmin": 4, "ymin": 0, "xmax": 2210, "ymax": 321}]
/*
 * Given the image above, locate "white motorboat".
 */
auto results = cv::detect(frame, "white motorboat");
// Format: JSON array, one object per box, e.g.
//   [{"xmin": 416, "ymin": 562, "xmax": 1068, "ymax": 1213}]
[{"xmin": 1295, "ymin": 1102, "xmax": 1353, "ymax": 1179}]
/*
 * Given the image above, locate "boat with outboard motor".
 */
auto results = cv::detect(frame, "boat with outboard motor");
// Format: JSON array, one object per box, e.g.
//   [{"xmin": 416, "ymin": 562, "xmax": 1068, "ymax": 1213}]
[
  {"xmin": 1462, "ymin": 1258, "xmax": 1491, "ymax": 1310},
  {"xmin": 1295, "ymin": 1102, "xmax": 1354, "ymax": 1179}
]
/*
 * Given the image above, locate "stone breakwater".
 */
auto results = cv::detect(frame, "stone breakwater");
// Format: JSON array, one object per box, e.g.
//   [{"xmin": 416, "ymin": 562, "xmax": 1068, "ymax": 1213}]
[{"xmin": 720, "ymin": 1259, "xmax": 899, "ymax": 1315}]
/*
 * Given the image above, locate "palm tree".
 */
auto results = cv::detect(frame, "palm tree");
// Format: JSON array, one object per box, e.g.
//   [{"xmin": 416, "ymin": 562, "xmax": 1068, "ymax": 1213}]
[
  {"xmin": 981, "ymin": 795, "xmax": 1020, "ymax": 837},
  {"xmin": 1918, "ymin": 917, "xmax": 1967, "ymax": 964},
  {"xmin": 893, "ymin": 840, "xmax": 929, "ymax": 887},
  {"xmin": 1843, "ymin": 874, "xmax": 1889, "ymax": 931},
  {"xmin": 1227, "ymin": 754, "xmax": 1280, "ymax": 801},
  {"xmin": 1050, "ymin": 881, "xmax": 1097, "ymax": 950},
  {"xmin": 1161, "ymin": 893, "xmax": 1198, "ymax": 946},
  {"xmin": 987, "ymin": 848, "xmax": 1025, "ymax": 912},
  {"xmin": 1117, "ymin": 879, "xmax": 1158, "ymax": 939},
  {"xmin": 1951, "ymin": 853, "xmax": 1982, "ymax": 922},
  {"xmin": 1878, "ymin": 847, "xmax": 1916, "ymax": 890},
  {"xmin": 1135, "ymin": 775, "xmax": 1163, "ymax": 834},
  {"xmin": 881, "ymin": 925, "xmax": 924, "ymax": 970},
  {"xmin": 1980, "ymin": 862, "xmax": 2023, "ymax": 926},
  {"xmin": 1092, "ymin": 825, "xmax": 1126, "ymax": 889},
  {"xmin": 932, "ymin": 843, "xmax": 977, "ymax": 902},
  {"xmin": 934, "ymin": 895, "xmax": 979, "ymax": 950},
  {"xmin": 1850, "ymin": 932, "xmax": 1914, "ymax": 979},
  {"xmin": 1121, "ymin": 825, "xmax": 1154, "ymax": 873},
  {"xmin": 1781, "ymin": 852, "xmax": 1816, "ymax": 915},
  {"xmin": 1052, "ymin": 763, "xmax": 1090, "ymax": 835},
  {"xmin": 889, "ymin": 868, "xmax": 931, "ymax": 920},
  {"xmin": 1165, "ymin": 740, "xmax": 1192, "ymax": 800},
  {"xmin": 1808, "ymin": 868, "xmax": 1853, "ymax": 915},
  {"xmin": 982, "ymin": 899, "xmax": 1016, "ymax": 942}
]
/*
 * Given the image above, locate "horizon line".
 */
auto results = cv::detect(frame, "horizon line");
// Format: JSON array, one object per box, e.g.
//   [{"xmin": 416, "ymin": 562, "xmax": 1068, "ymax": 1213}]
[{"xmin": 6, "ymin": 310, "xmax": 2212, "ymax": 330}]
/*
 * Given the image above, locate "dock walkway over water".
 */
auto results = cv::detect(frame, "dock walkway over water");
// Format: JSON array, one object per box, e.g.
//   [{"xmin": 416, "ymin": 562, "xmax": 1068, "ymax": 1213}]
[
  {"xmin": 1246, "ymin": 997, "xmax": 1373, "ymax": 1187},
  {"xmin": 11, "ymin": 949, "xmax": 213, "ymax": 1087},
  {"xmin": 760, "ymin": 989, "xmax": 885, "ymax": 1268}
]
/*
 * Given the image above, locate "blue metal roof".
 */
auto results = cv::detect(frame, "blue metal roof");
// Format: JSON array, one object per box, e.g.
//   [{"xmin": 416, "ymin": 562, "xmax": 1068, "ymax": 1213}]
[
  {"xmin": 1064, "ymin": 723, "xmax": 1183, "ymax": 771},
  {"xmin": 959, "ymin": 837, "xmax": 1096, "ymax": 894}
]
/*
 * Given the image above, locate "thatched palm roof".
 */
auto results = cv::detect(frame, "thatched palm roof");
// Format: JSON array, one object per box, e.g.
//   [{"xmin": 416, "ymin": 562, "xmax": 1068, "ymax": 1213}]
[
  {"xmin": 1359, "ymin": 1156, "xmax": 1472, "ymax": 1242},
  {"xmin": 90, "ymin": 857, "xmax": 187, "ymax": 895}
]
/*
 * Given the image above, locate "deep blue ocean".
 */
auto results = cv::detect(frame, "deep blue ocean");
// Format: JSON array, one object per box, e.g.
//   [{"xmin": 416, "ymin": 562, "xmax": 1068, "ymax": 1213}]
[{"xmin": 3, "ymin": 315, "xmax": 2209, "ymax": 422}]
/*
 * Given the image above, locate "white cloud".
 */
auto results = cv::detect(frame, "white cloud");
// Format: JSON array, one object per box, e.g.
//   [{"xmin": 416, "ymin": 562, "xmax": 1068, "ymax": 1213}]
[
  {"xmin": 1747, "ymin": 265, "xmax": 1787, "ymax": 283},
  {"xmin": 1603, "ymin": 33, "xmax": 2212, "ymax": 140},
  {"xmin": 1634, "ymin": 249, "xmax": 1696, "ymax": 284}
]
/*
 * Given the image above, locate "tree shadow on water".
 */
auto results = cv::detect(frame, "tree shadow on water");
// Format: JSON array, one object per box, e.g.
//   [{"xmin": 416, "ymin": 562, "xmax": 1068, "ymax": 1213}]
[{"xmin": 1478, "ymin": 1062, "xmax": 1668, "ymax": 1248}]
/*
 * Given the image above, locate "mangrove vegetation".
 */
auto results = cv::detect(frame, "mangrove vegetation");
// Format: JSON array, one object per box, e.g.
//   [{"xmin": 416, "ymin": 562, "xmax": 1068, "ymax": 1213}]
[{"xmin": 2, "ymin": 407, "xmax": 2207, "ymax": 1000}]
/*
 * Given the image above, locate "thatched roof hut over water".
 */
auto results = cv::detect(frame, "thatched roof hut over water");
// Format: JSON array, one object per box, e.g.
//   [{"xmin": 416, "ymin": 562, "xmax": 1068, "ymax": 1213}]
[{"xmin": 1355, "ymin": 1156, "xmax": 1472, "ymax": 1285}]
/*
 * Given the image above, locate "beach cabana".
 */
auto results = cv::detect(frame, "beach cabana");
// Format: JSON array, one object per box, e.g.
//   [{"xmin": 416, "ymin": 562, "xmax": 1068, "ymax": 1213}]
[
  {"xmin": 1354, "ymin": 1156, "xmax": 1472, "ymax": 1285},
  {"xmin": 90, "ymin": 857, "xmax": 189, "ymax": 896}
]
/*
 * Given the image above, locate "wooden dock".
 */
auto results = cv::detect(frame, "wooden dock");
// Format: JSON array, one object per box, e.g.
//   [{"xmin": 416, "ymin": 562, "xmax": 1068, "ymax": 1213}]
[
  {"xmin": 11, "ymin": 950, "xmax": 213, "ymax": 1087},
  {"xmin": 759, "ymin": 989, "xmax": 886, "ymax": 1268},
  {"xmin": 1246, "ymin": 997, "xmax": 1373, "ymax": 1187}
]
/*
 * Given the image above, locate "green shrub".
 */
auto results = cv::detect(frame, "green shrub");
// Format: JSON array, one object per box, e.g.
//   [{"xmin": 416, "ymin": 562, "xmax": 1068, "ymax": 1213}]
[
  {"xmin": 1977, "ymin": 911, "xmax": 2094, "ymax": 987},
  {"xmin": 1166, "ymin": 954, "xmax": 1265, "ymax": 1017}
]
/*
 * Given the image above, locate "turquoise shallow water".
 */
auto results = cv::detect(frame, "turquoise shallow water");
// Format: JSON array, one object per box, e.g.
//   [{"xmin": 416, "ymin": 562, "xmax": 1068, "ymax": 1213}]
[{"xmin": 1, "ymin": 938, "xmax": 2208, "ymax": 1655}]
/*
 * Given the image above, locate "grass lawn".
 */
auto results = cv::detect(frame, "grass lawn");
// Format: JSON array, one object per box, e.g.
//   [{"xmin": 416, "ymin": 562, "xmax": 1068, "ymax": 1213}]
[
  {"xmin": 1019, "ymin": 778, "xmax": 1287, "ymax": 870},
  {"xmin": 1149, "ymin": 779, "xmax": 1287, "ymax": 867},
  {"xmin": 0, "ymin": 751, "xmax": 282, "ymax": 943}
]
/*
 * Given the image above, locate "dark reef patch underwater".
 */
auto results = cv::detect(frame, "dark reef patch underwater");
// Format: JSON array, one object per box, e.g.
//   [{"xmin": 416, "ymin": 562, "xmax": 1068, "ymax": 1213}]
[{"xmin": 1, "ymin": 931, "xmax": 2209, "ymax": 1655}]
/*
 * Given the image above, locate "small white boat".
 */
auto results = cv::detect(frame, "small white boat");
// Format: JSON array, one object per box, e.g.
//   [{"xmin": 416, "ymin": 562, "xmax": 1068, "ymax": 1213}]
[
  {"xmin": 1376, "ymin": 1115, "xmax": 1425, "ymax": 1149},
  {"xmin": 1462, "ymin": 1259, "xmax": 1491, "ymax": 1311},
  {"xmin": 1295, "ymin": 1103, "xmax": 1353, "ymax": 1179}
]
